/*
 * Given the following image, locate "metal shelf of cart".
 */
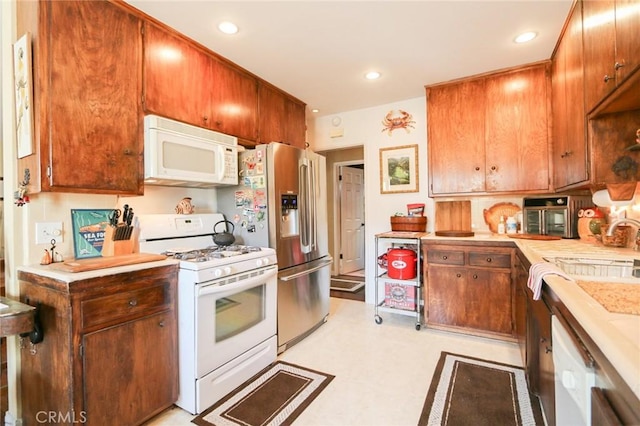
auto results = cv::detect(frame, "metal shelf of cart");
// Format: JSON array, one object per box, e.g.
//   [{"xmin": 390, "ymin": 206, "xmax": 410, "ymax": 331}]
[{"xmin": 374, "ymin": 233, "xmax": 424, "ymax": 330}]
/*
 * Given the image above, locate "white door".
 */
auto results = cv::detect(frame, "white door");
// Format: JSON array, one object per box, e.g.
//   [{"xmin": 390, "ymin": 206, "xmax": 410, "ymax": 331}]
[{"xmin": 339, "ymin": 166, "xmax": 365, "ymax": 274}]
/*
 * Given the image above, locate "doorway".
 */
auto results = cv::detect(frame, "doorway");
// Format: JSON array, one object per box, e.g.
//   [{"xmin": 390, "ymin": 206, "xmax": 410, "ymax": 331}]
[{"xmin": 318, "ymin": 148, "xmax": 365, "ymax": 301}]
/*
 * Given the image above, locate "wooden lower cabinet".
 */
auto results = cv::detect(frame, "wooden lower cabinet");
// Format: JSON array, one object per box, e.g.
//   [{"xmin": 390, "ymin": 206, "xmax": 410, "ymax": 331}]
[
  {"xmin": 424, "ymin": 242, "xmax": 515, "ymax": 339},
  {"xmin": 18, "ymin": 265, "xmax": 178, "ymax": 426}
]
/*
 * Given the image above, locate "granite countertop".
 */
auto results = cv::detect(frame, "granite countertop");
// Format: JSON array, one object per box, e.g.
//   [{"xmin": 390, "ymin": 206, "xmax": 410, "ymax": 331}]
[{"xmin": 423, "ymin": 232, "xmax": 640, "ymax": 400}]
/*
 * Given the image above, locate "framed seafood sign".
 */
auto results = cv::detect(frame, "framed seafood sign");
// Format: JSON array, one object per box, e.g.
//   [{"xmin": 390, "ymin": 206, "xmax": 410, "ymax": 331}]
[
  {"xmin": 13, "ymin": 33, "xmax": 35, "ymax": 158},
  {"xmin": 379, "ymin": 144, "xmax": 419, "ymax": 194}
]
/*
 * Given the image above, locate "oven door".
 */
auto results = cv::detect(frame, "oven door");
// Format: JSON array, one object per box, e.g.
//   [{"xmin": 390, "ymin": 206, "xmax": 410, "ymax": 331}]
[
  {"xmin": 196, "ymin": 265, "xmax": 277, "ymax": 378},
  {"xmin": 544, "ymin": 208, "xmax": 568, "ymax": 237}
]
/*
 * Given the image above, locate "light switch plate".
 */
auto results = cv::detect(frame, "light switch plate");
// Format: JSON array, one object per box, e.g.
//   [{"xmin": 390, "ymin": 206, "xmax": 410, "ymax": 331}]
[{"xmin": 35, "ymin": 222, "xmax": 64, "ymax": 244}]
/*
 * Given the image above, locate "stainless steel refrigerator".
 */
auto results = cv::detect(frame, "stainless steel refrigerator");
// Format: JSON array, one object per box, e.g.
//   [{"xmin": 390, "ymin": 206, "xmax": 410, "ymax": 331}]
[{"xmin": 217, "ymin": 143, "xmax": 332, "ymax": 353}]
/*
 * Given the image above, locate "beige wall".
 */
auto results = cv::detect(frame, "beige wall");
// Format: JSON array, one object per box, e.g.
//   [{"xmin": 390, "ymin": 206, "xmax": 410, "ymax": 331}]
[{"xmin": 319, "ymin": 147, "xmax": 364, "ymax": 275}]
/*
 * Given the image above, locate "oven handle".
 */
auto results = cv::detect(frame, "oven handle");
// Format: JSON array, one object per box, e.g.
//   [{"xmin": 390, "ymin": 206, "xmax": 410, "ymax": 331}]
[
  {"xmin": 279, "ymin": 258, "xmax": 333, "ymax": 281},
  {"xmin": 198, "ymin": 266, "xmax": 278, "ymax": 297}
]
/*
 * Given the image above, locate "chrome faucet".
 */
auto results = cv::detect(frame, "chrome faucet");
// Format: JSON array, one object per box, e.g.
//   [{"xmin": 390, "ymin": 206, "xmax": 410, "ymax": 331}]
[{"xmin": 606, "ymin": 218, "xmax": 640, "ymax": 236}]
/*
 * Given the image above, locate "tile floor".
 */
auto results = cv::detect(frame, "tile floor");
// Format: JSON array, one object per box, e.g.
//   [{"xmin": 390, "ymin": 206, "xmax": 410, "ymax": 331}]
[{"xmin": 147, "ymin": 297, "xmax": 522, "ymax": 426}]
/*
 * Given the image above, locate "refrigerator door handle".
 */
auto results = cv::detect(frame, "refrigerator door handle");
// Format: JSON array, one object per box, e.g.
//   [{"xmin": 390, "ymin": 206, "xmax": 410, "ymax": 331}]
[
  {"xmin": 308, "ymin": 158, "xmax": 317, "ymax": 250},
  {"xmin": 300, "ymin": 158, "xmax": 313, "ymax": 254},
  {"xmin": 279, "ymin": 258, "xmax": 333, "ymax": 281}
]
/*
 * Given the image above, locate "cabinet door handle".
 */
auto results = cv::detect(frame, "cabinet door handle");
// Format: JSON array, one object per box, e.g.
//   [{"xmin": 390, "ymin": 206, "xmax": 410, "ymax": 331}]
[
  {"xmin": 614, "ymin": 61, "xmax": 625, "ymax": 70},
  {"xmin": 128, "ymin": 298, "xmax": 138, "ymax": 307},
  {"xmin": 545, "ymin": 346, "xmax": 552, "ymax": 354},
  {"xmin": 603, "ymin": 74, "xmax": 613, "ymax": 83},
  {"xmin": 560, "ymin": 150, "xmax": 572, "ymax": 158}
]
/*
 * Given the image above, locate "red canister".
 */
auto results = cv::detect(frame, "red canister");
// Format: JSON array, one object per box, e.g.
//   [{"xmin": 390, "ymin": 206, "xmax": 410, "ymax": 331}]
[{"xmin": 386, "ymin": 248, "xmax": 417, "ymax": 279}]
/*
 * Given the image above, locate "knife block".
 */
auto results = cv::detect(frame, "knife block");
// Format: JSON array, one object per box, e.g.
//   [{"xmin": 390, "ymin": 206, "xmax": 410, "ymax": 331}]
[{"xmin": 102, "ymin": 227, "xmax": 139, "ymax": 257}]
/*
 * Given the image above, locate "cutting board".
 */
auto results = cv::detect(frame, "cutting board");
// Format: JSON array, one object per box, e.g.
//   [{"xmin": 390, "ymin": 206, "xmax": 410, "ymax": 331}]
[
  {"xmin": 508, "ymin": 234, "xmax": 561, "ymax": 240},
  {"xmin": 435, "ymin": 201, "xmax": 472, "ymax": 232},
  {"xmin": 48, "ymin": 253, "xmax": 167, "ymax": 273}
]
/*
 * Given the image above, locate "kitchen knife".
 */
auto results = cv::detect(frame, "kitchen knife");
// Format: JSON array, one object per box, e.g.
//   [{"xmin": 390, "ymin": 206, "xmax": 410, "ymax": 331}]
[
  {"xmin": 124, "ymin": 208, "xmax": 134, "ymax": 239},
  {"xmin": 122, "ymin": 204, "xmax": 129, "ymax": 224}
]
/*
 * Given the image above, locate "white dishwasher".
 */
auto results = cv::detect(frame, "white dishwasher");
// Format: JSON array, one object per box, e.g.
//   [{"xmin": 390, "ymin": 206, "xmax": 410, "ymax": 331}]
[{"xmin": 552, "ymin": 315, "xmax": 596, "ymax": 426}]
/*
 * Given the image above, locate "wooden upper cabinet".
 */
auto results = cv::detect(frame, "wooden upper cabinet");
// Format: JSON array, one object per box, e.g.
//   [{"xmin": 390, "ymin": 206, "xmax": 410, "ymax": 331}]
[
  {"xmin": 583, "ymin": 0, "xmax": 617, "ymax": 111},
  {"xmin": 552, "ymin": 1, "xmax": 588, "ymax": 190},
  {"xmin": 485, "ymin": 64, "xmax": 550, "ymax": 192},
  {"xmin": 210, "ymin": 60, "xmax": 258, "ymax": 142},
  {"xmin": 285, "ymin": 99, "xmax": 307, "ymax": 149},
  {"xmin": 427, "ymin": 63, "xmax": 551, "ymax": 196},
  {"xmin": 143, "ymin": 22, "xmax": 258, "ymax": 143},
  {"xmin": 258, "ymin": 83, "xmax": 286, "ymax": 144},
  {"xmin": 258, "ymin": 83, "xmax": 306, "ymax": 148},
  {"xmin": 20, "ymin": 0, "xmax": 144, "ymax": 195},
  {"xmin": 427, "ymin": 80, "xmax": 486, "ymax": 195},
  {"xmin": 583, "ymin": 0, "xmax": 640, "ymax": 112},
  {"xmin": 143, "ymin": 21, "xmax": 214, "ymax": 128},
  {"xmin": 614, "ymin": 0, "xmax": 640, "ymax": 83}
]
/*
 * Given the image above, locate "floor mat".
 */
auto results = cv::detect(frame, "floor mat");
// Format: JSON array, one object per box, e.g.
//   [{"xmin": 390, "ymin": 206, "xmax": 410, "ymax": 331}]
[
  {"xmin": 330, "ymin": 275, "xmax": 365, "ymax": 292},
  {"xmin": 193, "ymin": 361, "xmax": 334, "ymax": 426},
  {"xmin": 418, "ymin": 352, "xmax": 544, "ymax": 426}
]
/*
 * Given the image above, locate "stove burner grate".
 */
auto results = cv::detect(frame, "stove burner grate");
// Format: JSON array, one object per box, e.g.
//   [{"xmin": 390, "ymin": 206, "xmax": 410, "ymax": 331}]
[{"xmin": 166, "ymin": 245, "xmax": 263, "ymax": 262}]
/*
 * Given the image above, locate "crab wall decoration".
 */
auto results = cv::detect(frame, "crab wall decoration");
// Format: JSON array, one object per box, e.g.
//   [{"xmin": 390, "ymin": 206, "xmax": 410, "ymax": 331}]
[{"xmin": 381, "ymin": 110, "xmax": 416, "ymax": 136}]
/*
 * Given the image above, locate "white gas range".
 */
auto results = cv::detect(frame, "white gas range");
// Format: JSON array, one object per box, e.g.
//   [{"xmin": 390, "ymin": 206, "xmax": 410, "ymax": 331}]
[{"xmin": 137, "ymin": 214, "xmax": 278, "ymax": 414}]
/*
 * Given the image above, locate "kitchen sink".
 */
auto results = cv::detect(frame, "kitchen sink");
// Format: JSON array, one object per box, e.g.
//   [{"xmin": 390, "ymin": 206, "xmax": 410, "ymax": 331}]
[{"xmin": 543, "ymin": 256, "xmax": 640, "ymax": 280}]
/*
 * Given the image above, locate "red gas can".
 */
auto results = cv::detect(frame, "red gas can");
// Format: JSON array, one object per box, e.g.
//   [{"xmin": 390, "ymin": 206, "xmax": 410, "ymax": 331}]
[{"xmin": 386, "ymin": 248, "xmax": 417, "ymax": 279}]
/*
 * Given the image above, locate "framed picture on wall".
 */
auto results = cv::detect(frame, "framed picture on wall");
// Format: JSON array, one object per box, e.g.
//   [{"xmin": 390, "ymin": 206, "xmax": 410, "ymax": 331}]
[
  {"xmin": 13, "ymin": 32, "xmax": 35, "ymax": 158},
  {"xmin": 379, "ymin": 144, "xmax": 419, "ymax": 194}
]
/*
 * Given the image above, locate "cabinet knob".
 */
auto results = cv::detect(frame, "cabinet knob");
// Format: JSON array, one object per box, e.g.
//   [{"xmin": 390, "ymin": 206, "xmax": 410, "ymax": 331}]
[
  {"xmin": 159, "ymin": 320, "xmax": 165, "ymax": 328},
  {"xmin": 472, "ymin": 274, "xmax": 478, "ymax": 279},
  {"xmin": 128, "ymin": 299, "xmax": 138, "ymax": 307},
  {"xmin": 123, "ymin": 148, "xmax": 133, "ymax": 156},
  {"xmin": 442, "ymin": 255, "xmax": 448, "ymax": 260},
  {"xmin": 475, "ymin": 166, "xmax": 480, "ymax": 171},
  {"xmin": 486, "ymin": 257, "xmax": 492, "ymax": 263},
  {"xmin": 560, "ymin": 150, "xmax": 572, "ymax": 158},
  {"xmin": 456, "ymin": 273, "xmax": 462, "ymax": 278},
  {"xmin": 203, "ymin": 116, "xmax": 209, "ymax": 122},
  {"xmin": 545, "ymin": 346, "xmax": 552, "ymax": 354},
  {"xmin": 603, "ymin": 74, "xmax": 613, "ymax": 83},
  {"xmin": 490, "ymin": 165, "xmax": 497, "ymax": 171},
  {"xmin": 614, "ymin": 61, "xmax": 625, "ymax": 70}
]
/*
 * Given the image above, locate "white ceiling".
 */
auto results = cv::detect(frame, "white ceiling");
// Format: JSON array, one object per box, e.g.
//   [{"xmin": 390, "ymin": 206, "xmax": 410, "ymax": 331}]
[{"xmin": 125, "ymin": 1, "xmax": 573, "ymax": 117}]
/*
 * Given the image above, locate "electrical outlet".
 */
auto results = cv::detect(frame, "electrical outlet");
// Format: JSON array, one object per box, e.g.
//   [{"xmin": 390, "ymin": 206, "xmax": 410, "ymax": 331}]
[{"xmin": 35, "ymin": 222, "xmax": 64, "ymax": 245}]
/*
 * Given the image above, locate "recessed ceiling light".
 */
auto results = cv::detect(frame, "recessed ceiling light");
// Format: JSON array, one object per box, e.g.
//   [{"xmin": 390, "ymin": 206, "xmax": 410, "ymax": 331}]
[
  {"xmin": 218, "ymin": 21, "xmax": 239, "ymax": 35},
  {"xmin": 514, "ymin": 31, "xmax": 537, "ymax": 43},
  {"xmin": 365, "ymin": 71, "xmax": 381, "ymax": 80}
]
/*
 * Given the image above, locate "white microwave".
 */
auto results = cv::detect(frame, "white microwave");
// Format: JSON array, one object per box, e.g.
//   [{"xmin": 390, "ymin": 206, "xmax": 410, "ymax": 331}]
[{"xmin": 144, "ymin": 115, "xmax": 238, "ymax": 188}]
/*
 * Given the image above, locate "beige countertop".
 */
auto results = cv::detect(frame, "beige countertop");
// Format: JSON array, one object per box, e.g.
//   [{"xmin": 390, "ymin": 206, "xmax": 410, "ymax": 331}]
[
  {"xmin": 18, "ymin": 258, "xmax": 179, "ymax": 283},
  {"xmin": 423, "ymin": 232, "xmax": 640, "ymax": 400}
]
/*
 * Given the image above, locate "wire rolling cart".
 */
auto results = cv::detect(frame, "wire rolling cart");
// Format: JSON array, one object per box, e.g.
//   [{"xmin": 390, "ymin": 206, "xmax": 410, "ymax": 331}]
[{"xmin": 374, "ymin": 232, "xmax": 426, "ymax": 330}]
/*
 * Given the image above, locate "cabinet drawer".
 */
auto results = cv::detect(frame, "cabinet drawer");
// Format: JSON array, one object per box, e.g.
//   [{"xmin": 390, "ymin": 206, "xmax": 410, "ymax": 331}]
[
  {"xmin": 427, "ymin": 250, "xmax": 465, "ymax": 265},
  {"xmin": 468, "ymin": 252, "xmax": 511, "ymax": 268},
  {"xmin": 81, "ymin": 283, "xmax": 170, "ymax": 329}
]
